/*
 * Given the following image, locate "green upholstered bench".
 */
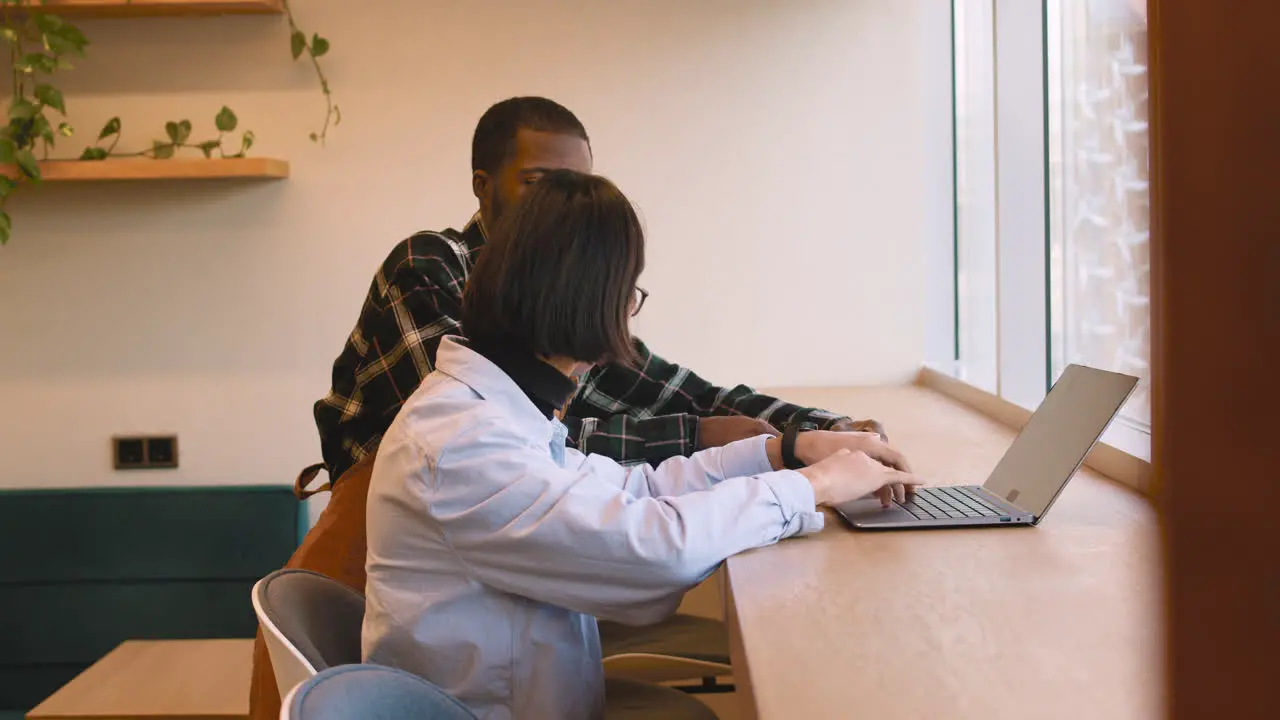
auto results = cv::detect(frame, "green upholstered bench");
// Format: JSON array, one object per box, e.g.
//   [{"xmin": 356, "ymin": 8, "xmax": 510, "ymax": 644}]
[{"xmin": 0, "ymin": 486, "xmax": 303, "ymax": 717}]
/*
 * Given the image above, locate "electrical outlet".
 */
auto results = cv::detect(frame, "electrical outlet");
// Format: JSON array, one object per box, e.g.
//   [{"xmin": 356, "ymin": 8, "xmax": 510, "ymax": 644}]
[
  {"xmin": 113, "ymin": 435, "xmax": 179, "ymax": 470},
  {"xmin": 114, "ymin": 437, "xmax": 146, "ymax": 468},
  {"xmin": 146, "ymin": 436, "xmax": 178, "ymax": 468}
]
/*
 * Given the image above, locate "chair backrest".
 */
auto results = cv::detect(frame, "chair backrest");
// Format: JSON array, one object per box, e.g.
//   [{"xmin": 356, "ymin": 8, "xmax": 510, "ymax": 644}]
[
  {"xmin": 282, "ymin": 664, "xmax": 478, "ymax": 720},
  {"xmin": 251, "ymin": 569, "xmax": 366, "ymax": 699}
]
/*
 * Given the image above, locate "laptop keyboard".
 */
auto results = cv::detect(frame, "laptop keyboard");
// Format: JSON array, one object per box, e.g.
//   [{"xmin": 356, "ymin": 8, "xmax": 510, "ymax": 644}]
[{"xmin": 899, "ymin": 486, "xmax": 1006, "ymax": 521}]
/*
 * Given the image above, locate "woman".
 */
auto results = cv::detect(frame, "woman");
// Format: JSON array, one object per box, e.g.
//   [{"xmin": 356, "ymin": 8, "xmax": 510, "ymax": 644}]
[{"xmin": 362, "ymin": 170, "xmax": 921, "ymax": 719}]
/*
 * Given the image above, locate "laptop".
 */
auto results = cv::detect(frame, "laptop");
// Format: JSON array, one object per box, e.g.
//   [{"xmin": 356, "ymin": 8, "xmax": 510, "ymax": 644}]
[{"xmin": 835, "ymin": 364, "xmax": 1139, "ymax": 530}]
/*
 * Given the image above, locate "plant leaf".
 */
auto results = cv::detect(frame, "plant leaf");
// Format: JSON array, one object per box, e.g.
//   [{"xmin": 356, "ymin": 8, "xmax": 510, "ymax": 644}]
[
  {"xmin": 1, "ymin": 28, "xmax": 18, "ymax": 45},
  {"xmin": 18, "ymin": 53, "xmax": 57, "ymax": 75},
  {"xmin": 290, "ymin": 30, "xmax": 306, "ymax": 60},
  {"xmin": 0, "ymin": 177, "xmax": 15, "ymax": 199},
  {"xmin": 165, "ymin": 120, "xmax": 191, "ymax": 145},
  {"xmin": 49, "ymin": 23, "xmax": 90, "ymax": 56},
  {"xmin": 0, "ymin": 138, "xmax": 14, "ymax": 164},
  {"xmin": 197, "ymin": 139, "xmax": 220, "ymax": 159},
  {"xmin": 0, "ymin": 211, "xmax": 11, "ymax": 245},
  {"xmin": 44, "ymin": 32, "xmax": 81, "ymax": 57},
  {"xmin": 309, "ymin": 132, "xmax": 318, "ymax": 143},
  {"xmin": 34, "ymin": 84, "xmax": 65, "ymax": 114},
  {"xmin": 79, "ymin": 146, "xmax": 108, "ymax": 161},
  {"xmin": 310, "ymin": 34, "xmax": 330, "ymax": 58},
  {"xmin": 31, "ymin": 14, "xmax": 64, "ymax": 35},
  {"xmin": 16, "ymin": 148, "xmax": 40, "ymax": 180},
  {"xmin": 33, "ymin": 115, "xmax": 54, "ymax": 146},
  {"xmin": 98, "ymin": 117, "xmax": 121, "ymax": 140},
  {"xmin": 58, "ymin": 122, "xmax": 73, "ymax": 138},
  {"xmin": 152, "ymin": 141, "xmax": 175, "ymax": 160},
  {"xmin": 333, "ymin": 104, "xmax": 341, "ymax": 126},
  {"xmin": 239, "ymin": 130, "xmax": 255, "ymax": 156},
  {"xmin": 8, "ymin": 99, "xmax": 38, "ymax": 121},
  {"xmin": 214, "ymin": 106, "xmax": 238, "ymax": 133}
]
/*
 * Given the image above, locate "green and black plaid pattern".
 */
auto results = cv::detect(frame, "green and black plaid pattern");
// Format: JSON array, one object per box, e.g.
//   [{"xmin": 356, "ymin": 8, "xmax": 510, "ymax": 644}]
[{"xmin": 314, "ymin": 215, "xmax": 850, "ymax": 480}]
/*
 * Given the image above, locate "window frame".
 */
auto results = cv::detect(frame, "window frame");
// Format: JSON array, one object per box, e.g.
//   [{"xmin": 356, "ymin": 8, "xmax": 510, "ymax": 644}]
[{"xmin": 936, "ymin": 0, "xmax": 1152, "ymax": 464}]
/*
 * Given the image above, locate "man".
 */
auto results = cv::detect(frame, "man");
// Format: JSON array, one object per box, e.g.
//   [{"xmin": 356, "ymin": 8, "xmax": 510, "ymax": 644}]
[
  {"xmin": 314, "ymin": 96, "xmax": 882, "ymax": 481},
  {"xmin": 248, "ymin": 96, "xmax": 883, "ymax": 719}
]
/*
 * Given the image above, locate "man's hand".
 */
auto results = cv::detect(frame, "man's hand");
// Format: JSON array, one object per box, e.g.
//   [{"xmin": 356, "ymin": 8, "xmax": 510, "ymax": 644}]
[
  {"xmin": 795, "ymin": 430, "xmax": 913, "ymax": 474},
  {"xmin": 830, "ymin": 417, "xmax": 888, "ymax": 441},
  {"xmin": 697, "ymin": 416, "xmax": 778, "ymax": 450}
]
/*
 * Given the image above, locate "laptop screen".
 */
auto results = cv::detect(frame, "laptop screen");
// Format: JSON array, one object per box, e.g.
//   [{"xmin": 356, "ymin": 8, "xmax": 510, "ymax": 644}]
[{"xmin": 981, "ymin": 365, "xmax": 1138, "ymax": 518}]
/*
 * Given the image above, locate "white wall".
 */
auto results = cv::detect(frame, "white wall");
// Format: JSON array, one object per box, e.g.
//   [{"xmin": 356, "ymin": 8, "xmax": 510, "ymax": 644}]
[{"xmin": 0, "ymin": 0, "xmax": 951, "ymax": 489}]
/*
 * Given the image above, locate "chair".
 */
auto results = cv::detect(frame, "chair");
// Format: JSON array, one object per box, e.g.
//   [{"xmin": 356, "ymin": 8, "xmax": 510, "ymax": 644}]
[
  {"xmin": 599, "ymin": 615, "xmax": 734, "ymax": 692},
  {"xmin": 251, "ymin": 569, "xmax": 366, "ymax": 700},
  {"xmin": 602, "ymin": 678, "xmax": 719, "ymax": 720},
  {"xmin": 282, "ymin": 665, "xmax": 716, "ymax": 720},
  {"xmin": 257, "ymin": 569, "xmax": 717, "ymax": 718}
]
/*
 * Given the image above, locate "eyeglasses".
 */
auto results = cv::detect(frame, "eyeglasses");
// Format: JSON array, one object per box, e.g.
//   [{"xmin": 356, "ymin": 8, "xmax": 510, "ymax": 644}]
[{"xmin": 632, "ymin": 287, "xmax": 649, "ymax": 317}]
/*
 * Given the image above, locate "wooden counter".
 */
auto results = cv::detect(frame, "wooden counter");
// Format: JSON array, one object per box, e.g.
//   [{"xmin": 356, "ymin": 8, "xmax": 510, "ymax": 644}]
[{"xmin": 727, "ymin": 386, "xmax": 1162, "ymax": 720}]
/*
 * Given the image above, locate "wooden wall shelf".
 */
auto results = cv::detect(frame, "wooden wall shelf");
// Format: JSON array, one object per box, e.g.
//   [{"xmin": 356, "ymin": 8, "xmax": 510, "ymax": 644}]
[
  {"xmin": 1, "ymin": 158, "xmax": 290, "ymax": 182},
  {"xmin": 30, "ymin": 0, "xmax": 284, "ymax": 17}
]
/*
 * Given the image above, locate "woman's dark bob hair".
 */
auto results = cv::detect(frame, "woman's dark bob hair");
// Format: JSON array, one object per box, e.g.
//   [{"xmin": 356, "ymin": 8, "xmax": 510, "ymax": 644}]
[{"xmin": 462, "ymin": 170, "xmax": 645, "ymax": 366}]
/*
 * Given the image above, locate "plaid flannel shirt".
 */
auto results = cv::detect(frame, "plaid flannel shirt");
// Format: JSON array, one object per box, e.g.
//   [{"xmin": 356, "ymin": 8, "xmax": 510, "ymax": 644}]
[{"xmin": 314, "ymin": 214, "xmax": 851, "ymax": 481}]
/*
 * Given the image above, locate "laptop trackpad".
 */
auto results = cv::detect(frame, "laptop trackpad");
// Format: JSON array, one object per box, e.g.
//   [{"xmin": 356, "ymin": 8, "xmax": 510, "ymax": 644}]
[{"xmin": 835, "ymin": 497, "xmax": 916, "ymax": 526}]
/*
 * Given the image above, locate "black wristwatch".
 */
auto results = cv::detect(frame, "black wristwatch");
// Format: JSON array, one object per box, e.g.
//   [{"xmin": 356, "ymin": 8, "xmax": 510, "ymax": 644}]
[{"xmin": 781, "ymin": 422, "xmax": 817, "ymax": 470}]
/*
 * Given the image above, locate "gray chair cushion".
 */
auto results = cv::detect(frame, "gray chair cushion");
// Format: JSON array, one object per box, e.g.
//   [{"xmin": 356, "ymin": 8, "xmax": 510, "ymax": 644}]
[
  {"xmin": 290, "ymin": 667, "xmax": 714, "ymax": 720},
  {"xmin": 604, "ymin": 678, "xmax": 719, "ymax": 720},
  {"xmin": 258, "ymin": 569, "xmax": 365, "ymax": 672},
  {"xmin": 288, "ymin": 664, "xmax": 477, "ymax": 720},
  {"xmin": 598, "ymin": 615, "xmax": 731, "ymax": 664}
]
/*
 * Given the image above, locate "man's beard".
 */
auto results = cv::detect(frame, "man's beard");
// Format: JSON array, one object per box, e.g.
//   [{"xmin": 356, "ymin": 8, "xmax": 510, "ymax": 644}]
[{"xmin": 489, "ymin": 192, "xmax": 507, "ymax": 224}]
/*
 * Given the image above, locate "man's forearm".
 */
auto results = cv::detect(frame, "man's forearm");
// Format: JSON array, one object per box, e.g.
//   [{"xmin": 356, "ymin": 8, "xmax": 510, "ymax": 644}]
[
  {"xmin": 710, "ymin": 385, "xmax": 849, "ymax": 432},
  {"xmin": 562, "ymin": 413, "xmax": 699, "ymax": 466}
]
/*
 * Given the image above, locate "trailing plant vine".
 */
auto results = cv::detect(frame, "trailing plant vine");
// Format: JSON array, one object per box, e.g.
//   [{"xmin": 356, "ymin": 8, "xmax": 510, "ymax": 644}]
[
  {"xmin": 79, "ymin": 107, "xmax": 256, "ymax": 162},
  {"xmin": 284, "ymin": 0, "xmax": 339, "ymax": 145},
  {"xmin": 0, "ymin": 0, "xmax": 337, "ymax": 245}
]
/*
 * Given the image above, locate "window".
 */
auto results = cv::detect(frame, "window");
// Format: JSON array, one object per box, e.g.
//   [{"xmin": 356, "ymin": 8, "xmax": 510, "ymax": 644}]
[
  {"xmin": 1048, "ymin": 0, "xmax": 1151, "ymax": 456},
  {"xmin": 945, "ymin": 0, "xmax": 1151, "ymax": 460}
]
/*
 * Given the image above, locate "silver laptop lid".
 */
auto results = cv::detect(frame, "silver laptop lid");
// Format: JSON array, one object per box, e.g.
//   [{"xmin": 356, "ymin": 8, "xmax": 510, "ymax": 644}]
[{"xmin": 981, "ymin": 364, "xmax": 1139, "ymax": 520}]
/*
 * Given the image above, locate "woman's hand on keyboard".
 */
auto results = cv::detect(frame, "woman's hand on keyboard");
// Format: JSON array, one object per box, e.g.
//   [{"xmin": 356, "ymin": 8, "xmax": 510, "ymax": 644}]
[{"xmin": 798, "ymin": 447, "xmax": 924, "ymax": 508}]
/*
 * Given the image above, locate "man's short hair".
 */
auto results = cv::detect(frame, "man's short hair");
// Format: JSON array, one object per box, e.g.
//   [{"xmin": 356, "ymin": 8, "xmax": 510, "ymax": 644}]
[
  {"xmin": 471, "ymin": 97, "xmax": 591, "ymax": 174},
  {"xmin": 462, "ymin": 170, "xmax": 644, "ymax": 365}
]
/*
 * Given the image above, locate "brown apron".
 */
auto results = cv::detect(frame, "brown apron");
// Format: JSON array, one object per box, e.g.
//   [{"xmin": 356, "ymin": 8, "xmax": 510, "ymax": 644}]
[{"xmin": 247, "ymin": 454, "xmax": 375, "ymax": 720}]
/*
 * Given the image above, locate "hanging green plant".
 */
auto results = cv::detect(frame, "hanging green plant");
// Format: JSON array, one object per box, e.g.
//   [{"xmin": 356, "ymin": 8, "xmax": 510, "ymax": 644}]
[
  {"xmin": 79, "ymin": 107, "xmax": 255, "ymax": 161},
  {"xmin": 284, "ymin": 0, "xmax": 339, "ymax": 145},
  {"xmin": 0, "ymin": 0, "xmax": 338, "ymax": 245}
]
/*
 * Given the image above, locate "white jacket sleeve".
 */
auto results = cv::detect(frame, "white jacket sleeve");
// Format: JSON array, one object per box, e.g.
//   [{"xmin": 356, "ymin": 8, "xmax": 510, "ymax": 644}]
[{"xmin": 418, "ymin": 421, "xmax": 824, "ymax": 626}]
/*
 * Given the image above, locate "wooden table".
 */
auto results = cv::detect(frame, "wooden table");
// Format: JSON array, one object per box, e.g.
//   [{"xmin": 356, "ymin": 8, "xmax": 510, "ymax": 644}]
[
  {"xmin": 727, "ymin": 386, "xmax": 1162, "ymax": 720},
  {"xmin": 27, "ymin": 639, "xmax": 252, "ymax": 720}
]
